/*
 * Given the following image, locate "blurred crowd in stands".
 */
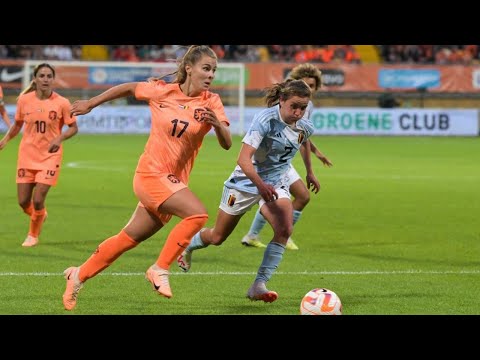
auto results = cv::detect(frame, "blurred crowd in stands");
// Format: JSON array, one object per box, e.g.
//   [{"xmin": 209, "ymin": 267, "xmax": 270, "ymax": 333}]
[
  {"xmin": 1, "ymin": 45, "xmax": 479, "ymax": 64},
  {"xmin": 377, "ymin": 45, "xmax": 480, "ymax": 64}
]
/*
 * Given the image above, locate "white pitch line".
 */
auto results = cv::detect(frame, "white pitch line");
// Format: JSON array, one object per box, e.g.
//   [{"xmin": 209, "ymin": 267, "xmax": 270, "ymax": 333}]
[
  {"xmin": 1, "ymin": 270, "xmax": 480, "ymax": 276},
  {"xmin": 322, "ymin": 173, "xmax": 480, "ymax": 181},
  {"xmin": 65, "ymin": 162, "xmax": 130, "ymax": 172}
]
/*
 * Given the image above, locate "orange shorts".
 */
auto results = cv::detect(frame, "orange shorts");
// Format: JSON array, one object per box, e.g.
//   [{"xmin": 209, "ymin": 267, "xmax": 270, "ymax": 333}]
[
  {"xmin": 133, "ymin": 172, "xmax": 187, "ymax": 225},
  {"xmin": 16, "ymin": 167, "xmax": 60, "ymax": 186}
]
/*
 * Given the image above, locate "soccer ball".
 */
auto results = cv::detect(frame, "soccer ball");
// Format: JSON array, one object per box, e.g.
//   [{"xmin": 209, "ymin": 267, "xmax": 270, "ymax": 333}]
[{"xmin": 300, "ymin": 288, "xmax": 343, "ymax": 315}]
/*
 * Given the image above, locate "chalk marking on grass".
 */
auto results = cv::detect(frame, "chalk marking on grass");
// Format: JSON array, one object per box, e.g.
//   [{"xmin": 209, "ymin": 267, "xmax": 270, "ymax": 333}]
[
  {"xmin": 324, "ymin": 173, "xmax": 480, "ymax": 181},
  {"xmin": 65, "ymin": 161, "xmax": 130, "ymax": 172}
]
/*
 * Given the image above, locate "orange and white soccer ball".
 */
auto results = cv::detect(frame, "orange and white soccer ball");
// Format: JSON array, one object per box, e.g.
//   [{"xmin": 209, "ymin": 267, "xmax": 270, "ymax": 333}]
[{"xmin": 300, "ymin": 288, "xmax": 343, "ymax": 315}]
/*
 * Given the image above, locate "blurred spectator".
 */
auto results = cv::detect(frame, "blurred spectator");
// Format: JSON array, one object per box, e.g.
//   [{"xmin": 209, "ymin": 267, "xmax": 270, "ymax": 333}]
[
  {"xmin": 112, "ymin": 45, "xmax": 139, "ymax": 62},
  {"xmin": 162, "ymin": 45, "xmax": 179, "ymax": 62},
  {"xmin": 294, "ymin": 45, "xmax": 318, "ymax": 63},
  {"xmin": 378, "ymin": 92, "xmax": 401, "ymax": 108},
  {"xmin": 343, "ymin": 45, "xmax": 361, "ymax": 63},
  {"xmin": 266, "ymin": 45, "xmax": 282, "ymax": 61},
  {"xmin": 211, "ymin": 45, "xmax": 225, "ymax": 59},
  {"xmin": 43, "ymin": 45, "xmax": 73, "ymax": 61},
  {"xmin": 257, "ymin": 46, "xmax": 270, "ymax": 62},
  {"xmin": 81, "ymin": 45, "xmax": 109, "ymax": 61},
  {"xmin": 0, "ymin": 45, "xmax": 7, "ymax": 58},
  {"xmin": 71, "ymin": 46, "xmax": 82, "ymax": 60},
  {"xmin": 2, "ymin": 44, "xmax": 479, "ymax": 64},
  {"xmin": 148, "ymin": 45, "xmax": 165, "ymax": 62},
  {"xmin": 230, "ymin": 45, "xmax": 259, "ymax": 62}
]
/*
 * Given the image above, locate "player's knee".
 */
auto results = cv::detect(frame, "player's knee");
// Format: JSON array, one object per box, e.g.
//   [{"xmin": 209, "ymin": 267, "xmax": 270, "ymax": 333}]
[
  {"xmin": 18, "ymin": 200, "xmax": 30, "ymax": 210},
  {"xmin": 209, "ymin": 232, "xmax": 228, "ymax": 246},
  {"xmin": 273, "ymin": 223, "xmax": 293, "ymax": 240},
  {"xmin": 32, "ymin": 199, "xmax": 45, "ymax": 209},
  {"xmin": 296, "ymin": 192, "xmax": 311, "ymax": 208}
]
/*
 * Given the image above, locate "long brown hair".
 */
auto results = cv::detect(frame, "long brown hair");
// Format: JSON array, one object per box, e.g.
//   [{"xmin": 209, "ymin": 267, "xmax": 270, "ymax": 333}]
[
  {"xmin": 18, "ymin": 63, "xmax": 56, "ymax": 99},
  {"xmin": 289, "ymin": 63, "xmax": 322, "ymax": 90},
  {"xmin": 264, "ymin": 79, "xmax": 312, "ymax": 107},
  {"xmin": 148, "ymin": 45, "xmax": 217, "ymax": 84}
]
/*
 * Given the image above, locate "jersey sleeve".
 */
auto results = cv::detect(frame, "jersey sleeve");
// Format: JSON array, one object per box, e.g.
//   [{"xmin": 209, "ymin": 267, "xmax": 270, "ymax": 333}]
[
  {"xmin": 209, "ymin": 93, "xmax": 230, "ymax": 126},
  {"xmin": 305, "ymin": 101, "xmax": 314, "ymax": 119},
  {"xmin": 62, "ymin": 98, "xmax": 76, "ymax": 125},
  {"xmin": 299, "ymin": 118, "xmax": 315, "ymax": 141},
  {"xmin": 15, "ymin": 95, "xmax": 25, "ymax": 123},
  {"xmin": 135, "ymin": 80, "xmax": 165, "ymax": 102},
  {"xmin": 242, "ymin": 112, "xmax": 269, "ymax": 149}
]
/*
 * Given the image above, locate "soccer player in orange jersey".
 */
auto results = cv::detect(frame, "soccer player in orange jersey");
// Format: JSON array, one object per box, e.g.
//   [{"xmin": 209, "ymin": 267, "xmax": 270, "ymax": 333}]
[
  {"xmin": 0, "ymin": 63, "xmax": 78, "ymax": 247},
  {"xmin": 0, "ymin": 84, "xmax": 12, "ymax": 129},
  {"xmin": 62, "ymin": 45, "xmax": 232, "ymax": 311}
]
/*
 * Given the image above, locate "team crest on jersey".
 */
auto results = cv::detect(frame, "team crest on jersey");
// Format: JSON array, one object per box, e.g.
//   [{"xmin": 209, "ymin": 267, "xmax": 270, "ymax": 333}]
[
  {"xmin": 228, "ymin": 194, "xmax": 236, "ymax": 207},
  {"xmin": 18, "ymin": 169, "xmax": 26, "ymax": 178},
  {"xmin": 194, "ymin": 108, "xmax": 205, "ymax": 121},
  {"xmin": 178, "ymin": 104, "xmax": 189, "ymax": 110},
  {"xmin": 49, "ymin": 111, "xmax": 57, "ymax": 120},
  {"xmin": 167, "ymin": 174, "xmax": 180, "ymax": 184},
  {"xmin": 298, "ymin": 132, "xmax": 305, "ymax": 144}
]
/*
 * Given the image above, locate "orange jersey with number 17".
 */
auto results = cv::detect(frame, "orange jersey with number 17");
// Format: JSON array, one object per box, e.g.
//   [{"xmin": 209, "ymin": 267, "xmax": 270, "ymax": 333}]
[
  {"xmin": 134, "ymin": 80, "xmax": 229, "ymax": 185},
  {"xmin": 15, "ymin": 91, "xmax": 77, "ymax": 170}
]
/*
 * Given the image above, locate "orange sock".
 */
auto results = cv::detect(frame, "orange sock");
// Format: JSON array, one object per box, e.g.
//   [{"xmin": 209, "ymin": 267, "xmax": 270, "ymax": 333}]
[
  {"xmin": 156, "ymin": 214, "xmax": 208, "ymax": 270},
  {"xmin": 28, "ymin": 208, "xmax": 46, "ymax": 237},
  {"xmin": 22, "ymin": 202, "xmax": 34, "ymax": 217},
  {"xmin": 78, "ymin": 229, "xmax": 139, "ymax": 282}
]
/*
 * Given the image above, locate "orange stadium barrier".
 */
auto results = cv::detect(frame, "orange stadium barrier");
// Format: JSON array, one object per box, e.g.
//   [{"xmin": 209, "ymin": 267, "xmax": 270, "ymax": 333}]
[
  {"xmin": 244, "ymin": 63, "xmax": 480, "ymax": 93},
  {"xmin": 2, "ymin": 60, "xmax": 480, "ymax": 93}
]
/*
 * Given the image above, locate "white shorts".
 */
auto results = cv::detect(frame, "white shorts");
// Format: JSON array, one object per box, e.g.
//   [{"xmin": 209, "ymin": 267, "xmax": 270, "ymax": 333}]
[
  {"xmin": 286, "ymin": 164, "xmax": 301, "ymax": 186},
  {"xmin": 219, "ymin": 185, "xmax": 291, "ymax": 216}
]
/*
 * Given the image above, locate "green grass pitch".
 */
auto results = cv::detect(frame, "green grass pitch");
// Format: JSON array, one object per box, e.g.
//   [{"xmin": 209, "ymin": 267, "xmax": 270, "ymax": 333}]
[{"xmin": 1, "ymin": 134, "xmax": 479, "ymax": 315}]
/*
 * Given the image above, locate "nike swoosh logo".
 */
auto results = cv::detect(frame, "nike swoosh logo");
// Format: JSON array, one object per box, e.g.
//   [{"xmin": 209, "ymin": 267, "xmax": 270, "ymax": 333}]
[
  {"xmin": 177, "ymin": 242, "xmax": 187, "ymax": 249},
  {"xmin": 0, "ymin": 68, "xmax": 23, "ymax": 82},
  {"xmin": 153, "ymin": 282, "xmax": 160, "ymax": 290}
]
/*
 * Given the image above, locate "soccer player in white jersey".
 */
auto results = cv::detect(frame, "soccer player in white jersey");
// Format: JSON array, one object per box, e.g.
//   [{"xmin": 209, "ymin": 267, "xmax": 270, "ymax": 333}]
[
  {"xmin": 177, "ymin": 79, "xmax": 319, "ymax": 302},
  {"xmin": 242, "ymin": 63, "xmax": 333, "ymax": 250}
]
